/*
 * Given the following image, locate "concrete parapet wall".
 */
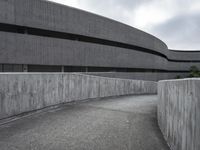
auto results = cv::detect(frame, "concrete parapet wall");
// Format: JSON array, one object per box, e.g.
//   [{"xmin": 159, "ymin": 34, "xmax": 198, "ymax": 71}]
[
  {"xmin": 158, "ymin": 79, "xmax": 200, "ymax": 150},
  {"xmin": 83, "ymin": 72, "xmax": 189, "ymax": 81},
  {"xmin": 0, "ymin": 73, "xmax": 157, "ymax": 120}
]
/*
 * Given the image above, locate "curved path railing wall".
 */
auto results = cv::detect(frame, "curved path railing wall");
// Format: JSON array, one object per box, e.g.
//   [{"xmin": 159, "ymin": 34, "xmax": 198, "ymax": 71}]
[
  {"xmin": 158, "ymin": 79, "xmax": 200, "ymax": 150},
  {"xmin": 0, "ymin": 73, "xmax": 157, "ymax": 120},
  {"xmin": 0, "ymin": 0, "xmax": 200, "ymax": 81}
]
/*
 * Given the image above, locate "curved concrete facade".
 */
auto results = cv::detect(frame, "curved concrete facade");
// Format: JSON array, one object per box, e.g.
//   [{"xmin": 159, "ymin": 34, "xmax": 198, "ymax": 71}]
[{"xmin": 0, "ymin": 0, "xmax": 200, "ymax": 81}]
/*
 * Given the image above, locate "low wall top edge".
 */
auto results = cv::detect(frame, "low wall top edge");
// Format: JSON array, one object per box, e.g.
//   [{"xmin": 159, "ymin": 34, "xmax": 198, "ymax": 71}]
[
  {"xmin": 0, "ymin": 73, "xmax": 157, "ymax": 83},
  {"xmin": 159, "ymin": 78, "xmax": 200, "ymax": 83}
]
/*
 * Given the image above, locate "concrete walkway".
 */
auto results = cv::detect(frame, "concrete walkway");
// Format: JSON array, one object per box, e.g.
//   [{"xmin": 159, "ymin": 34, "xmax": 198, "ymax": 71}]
[{"xmin": 0, "ymin": 95, "xmax": 169, "ymax": 150}]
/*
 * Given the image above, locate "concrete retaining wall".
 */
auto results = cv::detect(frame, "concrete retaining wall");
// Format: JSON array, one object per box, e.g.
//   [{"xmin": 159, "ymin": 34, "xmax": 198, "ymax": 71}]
[
  {"xmin": 0, "ymin": 73, "xmax": 157, "ymax": 120},
  {"xmin": 158, "ymin": 79, "xmax": 200, "ymax": 150}
]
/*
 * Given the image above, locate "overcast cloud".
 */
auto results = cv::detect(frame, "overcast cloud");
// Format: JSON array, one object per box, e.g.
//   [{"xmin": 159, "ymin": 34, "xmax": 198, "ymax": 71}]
[{"xmin": 48, "ymin": 0, "xmax": 200, "ymax": 50}]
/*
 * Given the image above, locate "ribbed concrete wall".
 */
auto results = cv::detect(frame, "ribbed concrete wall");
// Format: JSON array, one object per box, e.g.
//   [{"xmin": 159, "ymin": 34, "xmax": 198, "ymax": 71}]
[
  {"xmin": 0, "ymin": 31, "xmax": 167, "ymax": 69},
  {"xmin": 168, "ymin": 50, "xmax": 200, "ymax": 61},
  {"xmin": 0, "ymin": 73, "xmax": 157, "ymax": 120},
  {"xmin": 158, "ymin": 79, "xmax": 200, "ymax": 150}
]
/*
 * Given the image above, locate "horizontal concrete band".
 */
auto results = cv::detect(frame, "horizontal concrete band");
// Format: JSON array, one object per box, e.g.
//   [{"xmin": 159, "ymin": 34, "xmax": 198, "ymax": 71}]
[
  {"xmin": 1, "ymin": 31, "xmax": 200, "ymax": 72},
  {"xmin": 0, "ymin": 73, "xmax": 157, "ymax": 120},
  {"xmin": 157, "ymin": 79, "xmax": 200, "ymax": 150},
  {"xmin": 0, "ymin": 22, "xmax": 199, "ymax": 63},
  {"xmin": 0, "ymin": 31, "xmax": 168, "ymax": 70}
]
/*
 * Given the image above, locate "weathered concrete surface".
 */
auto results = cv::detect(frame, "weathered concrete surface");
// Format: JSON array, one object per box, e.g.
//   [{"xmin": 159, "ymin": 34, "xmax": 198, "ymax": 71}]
[
  {"xmin": 83, "ymin": 72, "xmax": 189, "ymax": 81},
  {"xmin": 0, "ymin": 73, "xmax": 157, "ymax": 120},
  {"xmin": 0, "ymin": 95, "xmax": 169, "ymax": 150},
  {"xmin": 158, "ymin": 79, "xmax": 200, "ymax": 150}
]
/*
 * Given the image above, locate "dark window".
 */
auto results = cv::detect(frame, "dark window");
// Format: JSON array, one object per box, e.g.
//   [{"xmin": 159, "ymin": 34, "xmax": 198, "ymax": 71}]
[
  {"xmin": 2, "ymin": 64, "xmax": 23, "ymax": 72},
  {"xmin": 64, "ymin": 66, "xmax": 87, "ymax": 72},
  {"xmin": 0, "ymin": 64, "xmax": 2, "ymax": 72},
  {"xmin": 28, "ymin": 65, "xmax": 62, "ymax": 72}
]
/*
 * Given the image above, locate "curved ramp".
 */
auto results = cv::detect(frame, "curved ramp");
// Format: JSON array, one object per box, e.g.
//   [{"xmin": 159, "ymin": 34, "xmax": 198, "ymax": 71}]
[{"xmin": 0, "ymin": 95, "xmax": 169, "ymax": 150}]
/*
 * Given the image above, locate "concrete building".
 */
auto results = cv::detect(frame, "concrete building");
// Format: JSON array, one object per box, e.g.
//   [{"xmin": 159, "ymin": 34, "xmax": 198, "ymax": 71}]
[{"xmin": 0, "ymin": 0, "xmax": 200, "ymax": 81}]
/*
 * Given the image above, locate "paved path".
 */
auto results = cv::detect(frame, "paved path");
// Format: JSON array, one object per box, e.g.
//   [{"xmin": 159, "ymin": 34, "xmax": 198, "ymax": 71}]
[{"xmin": 0, "ymin": 95, "xmax": 169, "ymax": 150}]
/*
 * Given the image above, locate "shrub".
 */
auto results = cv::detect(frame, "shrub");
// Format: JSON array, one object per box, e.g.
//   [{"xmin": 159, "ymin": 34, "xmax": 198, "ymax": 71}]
[
  {"xmin": 175, "ymin": 75, "xmax": 181, "ymax": 79},
  {"xmin": 188, "ymin": 66, "xmax": 200, "ymax": 77}
]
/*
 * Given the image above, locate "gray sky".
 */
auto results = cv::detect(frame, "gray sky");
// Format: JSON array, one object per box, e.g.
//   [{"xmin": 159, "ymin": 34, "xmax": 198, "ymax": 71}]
[{"xmin": 48, "ymin": 0, "xmax": 200, "ymax": 50}]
